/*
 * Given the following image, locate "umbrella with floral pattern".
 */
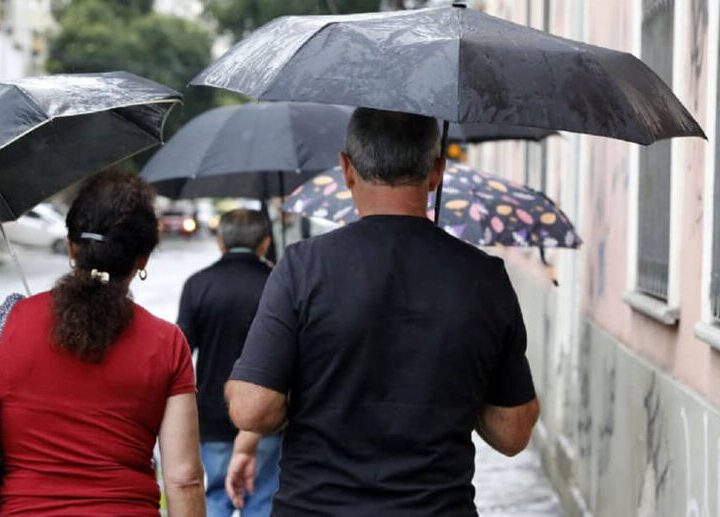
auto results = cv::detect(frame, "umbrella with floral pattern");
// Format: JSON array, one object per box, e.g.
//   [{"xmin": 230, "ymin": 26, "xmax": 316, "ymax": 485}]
[{"xmin": 283, "ymin": 162, "xmax": 581, "ymax": 249}]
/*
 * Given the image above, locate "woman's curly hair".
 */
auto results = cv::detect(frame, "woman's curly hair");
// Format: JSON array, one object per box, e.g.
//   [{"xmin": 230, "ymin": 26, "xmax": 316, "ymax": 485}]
[{"xmin": 51, "ymin": 169, "xmax": 159, "ymax": 362}]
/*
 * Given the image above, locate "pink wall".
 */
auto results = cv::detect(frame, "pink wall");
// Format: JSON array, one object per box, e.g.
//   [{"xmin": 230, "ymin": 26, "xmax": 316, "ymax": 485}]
[{"xmin": 479, "ymin": 0, "xmax": 720, "ymax": 406}]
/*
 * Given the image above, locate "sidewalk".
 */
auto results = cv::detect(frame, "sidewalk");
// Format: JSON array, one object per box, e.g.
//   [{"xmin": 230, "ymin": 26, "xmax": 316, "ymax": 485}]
[{"xmin": 473, "ymin": 435, "xmax": 563, "ymax": 516}]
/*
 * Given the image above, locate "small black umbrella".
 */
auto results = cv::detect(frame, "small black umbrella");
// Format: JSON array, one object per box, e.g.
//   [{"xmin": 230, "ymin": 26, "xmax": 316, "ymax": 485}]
[
  {"xmin": 142, "ymin": 102, "xmax": 352, "ymax": 200},
  {"xmin": 0, "ymin": 72, "xmax": 181, "ymax": 221},
  {"xmin": 141, "ymin": 101, "xmax": 353, "ymax": 248},
  {"xmin": 192, "ymin": 4, "xmax": 704, "ymax": 144},
  {"xmin": 0, "ymin": 71, "xmax": 181, "ymax": 293}
]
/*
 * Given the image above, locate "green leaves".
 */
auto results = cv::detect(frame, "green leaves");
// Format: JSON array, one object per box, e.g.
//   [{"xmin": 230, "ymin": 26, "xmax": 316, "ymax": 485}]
[
  {"xmin": 202, "ymin": 0, "xmax": 382, "ymax": 39},
  {"xmin": 47, "ymin": 0, "xmax": 235, "ymax": 168}
]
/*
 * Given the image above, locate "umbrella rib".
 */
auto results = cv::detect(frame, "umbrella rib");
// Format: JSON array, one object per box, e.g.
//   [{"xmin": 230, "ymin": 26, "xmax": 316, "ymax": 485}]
[{"xmin": 108, "ymin": 101, "xmax": 176, "ymax": 144}]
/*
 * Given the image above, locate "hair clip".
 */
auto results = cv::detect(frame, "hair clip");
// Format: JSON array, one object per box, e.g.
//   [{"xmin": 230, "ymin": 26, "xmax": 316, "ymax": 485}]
[
  {"xmin": 90, "ymin": 269, "xmax": 110, "ymax": 284},
  {"xmin": 80, "ymin": 232, "xmax": 107, "ymax": 242}
]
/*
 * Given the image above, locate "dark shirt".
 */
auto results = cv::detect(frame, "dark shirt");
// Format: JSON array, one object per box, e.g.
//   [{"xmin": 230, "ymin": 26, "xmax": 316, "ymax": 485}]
[
  {"xmin": 230, "ymin": 215, "xmax": 535, "ymax": 516},
  {"xmin": 178, "ymin": 251, "xmax": 271, "ymax": 442}
]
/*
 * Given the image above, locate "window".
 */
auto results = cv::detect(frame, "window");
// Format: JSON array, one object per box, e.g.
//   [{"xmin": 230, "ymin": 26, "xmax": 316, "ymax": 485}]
[
  {"xmin": 712, "ymin": 41, "xmax": 720, "ymax": 324},
  {"xmin": 637, "ymin": 0, "xmax": 674, "ymax": 301}
]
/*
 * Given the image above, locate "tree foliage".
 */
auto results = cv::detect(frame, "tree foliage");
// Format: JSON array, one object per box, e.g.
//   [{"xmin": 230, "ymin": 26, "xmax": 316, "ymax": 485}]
[
  {"xmin": 203, "ymin": 0, "xmax": 382, "ymax": 39},
  {"xmin": 47, "ymin": 0, "xmax": 231, "ymax": 143}
]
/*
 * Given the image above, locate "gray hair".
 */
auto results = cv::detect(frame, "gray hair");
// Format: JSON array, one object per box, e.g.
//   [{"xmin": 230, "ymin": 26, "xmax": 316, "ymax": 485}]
[
  {"xmin": 345, "ymin": 107, "xmax": 441, "ymax": 186},
  {"xmin": 218, "ymin": 209, "xmax": 271, "ymax": 250}
]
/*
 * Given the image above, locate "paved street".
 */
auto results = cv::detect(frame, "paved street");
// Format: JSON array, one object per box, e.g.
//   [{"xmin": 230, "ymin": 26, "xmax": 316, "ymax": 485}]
[{"xmin": 0, "ymin": 235, "xmax": 562, "ymax": 516}]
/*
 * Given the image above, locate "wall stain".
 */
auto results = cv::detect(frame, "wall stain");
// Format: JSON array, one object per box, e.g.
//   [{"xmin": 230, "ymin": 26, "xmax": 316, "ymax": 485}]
[
  {"xmin": 643, "ymin": 375, "xmax": 671, "ymax": 501},
  {"xmin": 689, "ymin": 0, "xmax": 708, "ymax": 111}
]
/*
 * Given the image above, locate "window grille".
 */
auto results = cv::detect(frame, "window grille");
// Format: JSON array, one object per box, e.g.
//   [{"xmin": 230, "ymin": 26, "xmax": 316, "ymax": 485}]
[
  {"xmin": 712, "ymin": 31, "xmax": 720, "ymax": 324},
  {"xmin": 637, "ymin": 0, "xmax": 674, "ymax": 300}
]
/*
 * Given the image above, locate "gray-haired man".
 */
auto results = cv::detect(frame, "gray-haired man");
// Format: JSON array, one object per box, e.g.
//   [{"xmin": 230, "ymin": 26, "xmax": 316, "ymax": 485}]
[
  {"xmin": 177, "ymin": 209, "xmax": 279, "ymax": 517},
  {"xmin": 224, "ymin": 108, "xmax": 539, "ymax": 516}
]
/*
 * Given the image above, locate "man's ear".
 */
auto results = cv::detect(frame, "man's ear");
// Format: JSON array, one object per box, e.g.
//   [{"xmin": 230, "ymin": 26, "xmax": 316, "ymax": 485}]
[
  {"xmin": 217, "ymin": 234, "xmax": 227, "ymax": 254},
  {"xmin": 428, "ymin": 156, "xmax": 446, "ymax": 192},
  {"xmin": 255, "ymin": 235, "xmax": 272, "ymax": 258},
  {"xmin": 340, "ymin": 152, "xmax": 356, "ymax": 190}
]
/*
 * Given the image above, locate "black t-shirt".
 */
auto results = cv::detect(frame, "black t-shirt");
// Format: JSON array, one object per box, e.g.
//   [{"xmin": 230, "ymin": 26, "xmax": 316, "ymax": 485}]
[
  {"xmin": 230, "ymin": 215, "xmax": 535, "ymax": 516},
  {"xmin": 178, "ymin": 252, "xmax": 271, "ymax": 442}
]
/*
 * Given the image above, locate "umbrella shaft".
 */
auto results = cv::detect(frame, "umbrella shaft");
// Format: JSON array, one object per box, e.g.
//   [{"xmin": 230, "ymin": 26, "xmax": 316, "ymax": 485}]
[
  {"xmin": 434, "ymin": 121, "xmax": 450, "ymax": 226},
  {"xmin": 0, "ymin": 223, "xmax": 31, "ymax": 295}
]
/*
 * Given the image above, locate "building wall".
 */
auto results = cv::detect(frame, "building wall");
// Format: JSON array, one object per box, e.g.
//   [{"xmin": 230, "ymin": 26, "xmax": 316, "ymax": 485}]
[
  {"xmin": 472, "ymin": 1, "xmax": 720, "ymax": 515},
  {"xmin": 0, "ymin": 0, "xmax": 54, "ymax": 79}
]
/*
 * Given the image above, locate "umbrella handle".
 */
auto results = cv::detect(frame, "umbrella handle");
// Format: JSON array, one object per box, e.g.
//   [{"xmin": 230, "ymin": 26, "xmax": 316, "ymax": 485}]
[
  {"xmin": 433, "ymin": 120, "xmax": 450, "ymax": 226},
  {"xmin": 0, "ymin": 223, "xmax": 32, "ymax": 296}
]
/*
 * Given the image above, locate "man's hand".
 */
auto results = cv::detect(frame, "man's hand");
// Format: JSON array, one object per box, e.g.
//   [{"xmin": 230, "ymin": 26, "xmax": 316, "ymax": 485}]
[
  {"xmin": 225, "ymin": 450, "xmax": 256, "ymax": 508},
  {"xmin": 225, "ymin": 431, "xmax": 262, "ymax": 508}
]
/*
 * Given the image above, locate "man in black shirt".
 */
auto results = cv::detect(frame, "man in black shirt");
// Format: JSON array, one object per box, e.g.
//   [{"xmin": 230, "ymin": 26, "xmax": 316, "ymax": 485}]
[
  {"xmin": 225, "ymin": 108, "xmax": 539, "ymax": 516},
  {"xmin": 177, "ymin": 209, "xmax": 280, "ymax": 517}
]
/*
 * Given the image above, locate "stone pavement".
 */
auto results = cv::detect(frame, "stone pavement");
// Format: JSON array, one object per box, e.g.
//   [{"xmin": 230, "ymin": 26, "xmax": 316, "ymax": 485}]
[{"xmin": 473, "ymin": 435, "xmax": 563, "ymax": 516}]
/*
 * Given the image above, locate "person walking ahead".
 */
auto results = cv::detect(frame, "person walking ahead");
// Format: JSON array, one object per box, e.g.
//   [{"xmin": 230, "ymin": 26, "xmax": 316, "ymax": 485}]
[
  {"xmin": 178, "ymin": 209, "xmax": 280, "ymax": 517},
  {"xmin": 224, "ymin": 108, "xmax": 540, "ymax": 516},
  {"xmin": 0, "ymin": 171, "xmax": 205, "ymax": 516}
]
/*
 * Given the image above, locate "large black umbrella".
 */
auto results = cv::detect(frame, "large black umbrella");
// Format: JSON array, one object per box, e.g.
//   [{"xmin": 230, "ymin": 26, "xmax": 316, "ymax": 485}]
[
  {"xmin": 191, "ymin": 3, "xmax": 704, "ymax": 226},
  {"xmin": 0, "ymin": 71, "xmax": 181, "ymax": 293},
  {"xmin": 141, "ymin": 102, "xmax": 352, "ymax": 200},
  {"xmin": 447, "ymin": 122, "xmax": 555, "ymax": 143},
  {"xmin": 0, "ymin": 72, "xmax": 181, "ymax": 221},
  {"xmin": 192, "ymin": 4, "xmax": 704, "ymax": 145}
]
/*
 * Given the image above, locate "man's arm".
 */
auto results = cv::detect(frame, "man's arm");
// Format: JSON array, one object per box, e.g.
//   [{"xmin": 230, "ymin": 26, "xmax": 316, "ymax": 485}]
[
  {"xmin": 478, "ymin": 260, "xmax": 539, "ymax": 456},
  {"xmin": 225, "ymin": 380, "xmax": 287, "ymax": 434},
  {"xmin": 475, "ymin": 398, "xmax": 540, "ymax": 457}
]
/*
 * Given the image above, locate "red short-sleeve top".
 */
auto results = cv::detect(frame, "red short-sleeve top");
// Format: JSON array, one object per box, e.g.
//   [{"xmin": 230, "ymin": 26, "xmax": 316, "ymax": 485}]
[{"xmin": 0, "ymin": 292, "xmax": 196, "ymax": 516}]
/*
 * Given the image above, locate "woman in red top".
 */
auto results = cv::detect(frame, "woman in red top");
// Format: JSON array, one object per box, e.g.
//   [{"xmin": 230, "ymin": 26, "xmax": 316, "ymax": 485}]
[{"xmin": 0, "ymin": 171, "xmax": 205, "ymax": 516}]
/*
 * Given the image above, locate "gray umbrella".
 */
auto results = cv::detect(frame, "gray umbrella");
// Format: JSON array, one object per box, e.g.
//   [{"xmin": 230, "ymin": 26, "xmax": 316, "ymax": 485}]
[
  {"xmin": 141, "ymin": 101, "xmax": 352, "ymax": 200},
  {"xmin": 0, "ymin": 71, "xmax": 181, "ymax": 294},
  {"xmin": 192, "ymin": 4, "xmax": 704, "ymax": 145},
  {"xmin": 0, "ymin": 71, "xmax": 181, "ymax": 221}
]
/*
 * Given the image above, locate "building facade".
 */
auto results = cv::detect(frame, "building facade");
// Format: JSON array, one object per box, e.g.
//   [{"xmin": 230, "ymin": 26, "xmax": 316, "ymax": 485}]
[
  {"xmin": 469, "ymin": 1, "xmax": 720, "ymax": 516},
  {"xmin": 0, "ymin": 0, "xmax": 55, "ymax": 79}
]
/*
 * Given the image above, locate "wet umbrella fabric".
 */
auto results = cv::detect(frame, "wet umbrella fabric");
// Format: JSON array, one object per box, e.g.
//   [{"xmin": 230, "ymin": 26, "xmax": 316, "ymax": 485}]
[
  {"xmin": 283, "ymin": 162, "xmax": 581, "ymax": 249},
  {"xmin": 0, "ymin": 72, "xmax": 181, "ymax": 222},
  {"xmin": 141, "ymin": 102, "xmax": 353, "ymax": 200},
  {"xmin": 447, "ymin": 122, "xmax": 555, "ymax": 143},
  {"xmin": 193, "ymin": 5, "xmax": 704, "ymax": 145}
]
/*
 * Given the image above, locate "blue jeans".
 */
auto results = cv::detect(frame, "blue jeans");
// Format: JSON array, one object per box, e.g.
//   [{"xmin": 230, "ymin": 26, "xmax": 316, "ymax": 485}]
[{"xmin": 201, "ymin": 435, "xmax": 282, "ymax": 517}]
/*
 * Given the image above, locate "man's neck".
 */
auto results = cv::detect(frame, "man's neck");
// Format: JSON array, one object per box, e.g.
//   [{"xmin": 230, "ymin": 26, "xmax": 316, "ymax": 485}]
[{"xmin": 354, "ymin": 184, "xmax": 430, "ymax": 219}]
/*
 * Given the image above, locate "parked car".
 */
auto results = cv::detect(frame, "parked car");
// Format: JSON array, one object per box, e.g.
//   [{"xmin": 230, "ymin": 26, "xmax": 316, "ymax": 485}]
[
  {"xmin": 2, "ymin": 203, "xmax": 67, "ymax": 254},
  {"xmin": 158, "ymin": 209, "xmax": 199, "ymax": 237}
]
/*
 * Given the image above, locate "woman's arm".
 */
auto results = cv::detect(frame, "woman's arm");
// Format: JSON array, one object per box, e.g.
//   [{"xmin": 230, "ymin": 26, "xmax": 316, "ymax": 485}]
[{"xmin": 158, "ymin": 393, "xmax": 206, "ymax": 517}]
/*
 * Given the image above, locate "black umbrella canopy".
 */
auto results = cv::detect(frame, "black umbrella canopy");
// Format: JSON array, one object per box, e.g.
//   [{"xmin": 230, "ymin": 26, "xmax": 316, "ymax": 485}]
[
  {"xmin": 142, "ymin": 102, "xmax": 353, "ymax": 200},
  {"xmin": 0, "ymin": 71, "xmax": 181, "ymax": 222},
  {"xmin": 447, "ymin": 121, "xmax": 556, "ymax": 143},
  {"xmin": 193, "ymin": 5, "xmax": 704, "ymax": 145}
]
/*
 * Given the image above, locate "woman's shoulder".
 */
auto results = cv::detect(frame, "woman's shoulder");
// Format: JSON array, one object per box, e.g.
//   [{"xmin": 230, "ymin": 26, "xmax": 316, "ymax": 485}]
[
  {"xmin": 0, "ymin": 291, "xmax": 52, "ymax": 333},
  {"xmin": 130, "ymin": 302, "xmax": 184, "ymax": 341}
]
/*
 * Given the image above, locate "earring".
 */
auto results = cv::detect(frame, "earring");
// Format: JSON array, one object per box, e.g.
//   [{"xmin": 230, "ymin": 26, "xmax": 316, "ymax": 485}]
[
  {"xmin": 69, "ymin": 257, "xmax": 76, "ymax": 269},
  {"xmin": 138, "ymin": 268, "xmax": 148, "ymax": 281}
]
